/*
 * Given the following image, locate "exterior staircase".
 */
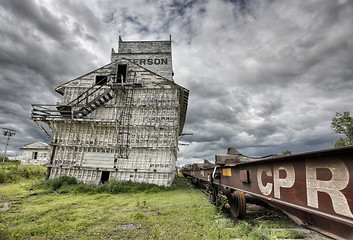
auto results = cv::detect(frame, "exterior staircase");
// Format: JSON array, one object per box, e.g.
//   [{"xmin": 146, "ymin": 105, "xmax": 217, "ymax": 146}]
[
  {"xmin": 55, "ymin": 75, "xmax": 115, "ymax": 119},
  {"xmin": 74, "ymin": 89, "xmax": 114, "ymax": 118}
]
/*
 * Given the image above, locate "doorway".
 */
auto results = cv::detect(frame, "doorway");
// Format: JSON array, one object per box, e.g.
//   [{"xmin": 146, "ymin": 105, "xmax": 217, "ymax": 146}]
[
  {"xmin": 100, "ymin": 171, "xmax": 110, "ymax": 184},
  {"xmin": 117, "ymin": 64, "xmax": 127, "ymax": 83}
]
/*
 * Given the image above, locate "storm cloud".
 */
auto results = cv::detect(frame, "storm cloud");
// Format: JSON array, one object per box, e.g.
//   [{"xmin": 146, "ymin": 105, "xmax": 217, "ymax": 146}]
[{"xmin": 0, "ymin": 0, "xmax": 352, "ymax": 165}]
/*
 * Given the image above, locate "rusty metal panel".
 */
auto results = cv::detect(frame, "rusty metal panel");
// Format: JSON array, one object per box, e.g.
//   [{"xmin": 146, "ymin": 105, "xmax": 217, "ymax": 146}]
[
  {"xmin": 211, "ymin": 146, "xmax": 353, "ymax": 239},
  {"xmin": 239, "ymin": 170, "xmax": 250, "ymax": 183}
]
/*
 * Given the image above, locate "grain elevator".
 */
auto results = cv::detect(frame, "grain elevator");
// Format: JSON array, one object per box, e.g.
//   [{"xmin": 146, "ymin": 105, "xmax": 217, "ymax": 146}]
[{"xmin": 31, "ymin": 37, "xmax": 189, "ymax": 186}]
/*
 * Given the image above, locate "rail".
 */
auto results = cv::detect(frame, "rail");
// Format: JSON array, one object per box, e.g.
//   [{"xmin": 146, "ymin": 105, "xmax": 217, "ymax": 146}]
[
  {"xmin": 31, "ymin": 75, "xmax": 112, "ymax": 120},
  {"xmin": 67, "ymin": 75, "xmax": 112, "ymax": 107},
  {"xmin": 31, "ymin": 104, "xmax": 69, "ymax": 120},
  {"xmin": 31, "ymin": 70, "xmax": 139, "ymax": 121}
]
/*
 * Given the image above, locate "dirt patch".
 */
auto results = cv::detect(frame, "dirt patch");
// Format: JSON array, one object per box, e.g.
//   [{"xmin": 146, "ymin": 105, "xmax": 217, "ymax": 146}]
[
  {"xmin": 29, "ymin": 195, "xmax": 37, "ymax": 199},
  {"xmin": 0, "ymin": 201, "xmax": 9, "ymax": 211},
  {"xmin": 117, "ymin": 224, "xmax": 141, "ymax": 230}
]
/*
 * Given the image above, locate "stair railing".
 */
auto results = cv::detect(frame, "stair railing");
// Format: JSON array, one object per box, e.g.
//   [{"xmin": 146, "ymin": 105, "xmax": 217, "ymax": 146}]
[{"xmin": 67, "ymin": 75, "xmax": 112, "ymax": 108}]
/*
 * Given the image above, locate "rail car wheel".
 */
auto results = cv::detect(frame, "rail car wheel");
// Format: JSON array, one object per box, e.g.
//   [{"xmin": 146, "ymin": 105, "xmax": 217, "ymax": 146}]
[{"xmin": 228, "ymin": 191, "xmax": 246, "ymax": 219}]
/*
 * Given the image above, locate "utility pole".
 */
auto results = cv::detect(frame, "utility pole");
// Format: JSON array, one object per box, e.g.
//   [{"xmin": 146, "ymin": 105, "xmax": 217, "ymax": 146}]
[{"xmin": 2, "ymin": 128, "xmax": 16, "ymax": 169}]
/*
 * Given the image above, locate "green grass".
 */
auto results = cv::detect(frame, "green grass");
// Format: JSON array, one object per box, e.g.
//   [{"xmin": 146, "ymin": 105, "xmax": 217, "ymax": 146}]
[
  {"xmin": 1, "ymin": 161, "xmax": 21, "ymax": 166},
  {"xmin": 262, "ymin": 229, "xmax": 306, "ymax": 239},
  {"xmin": 2, "ymin": 177, "xmax": 238, "ymax": 239},
  {"xmin": 0, "ymin": 163, "xmax": 46, "ymax": 183},
  {"xmin": 0, "ymin": 167, "xmax": 307, "ymax": 239}
]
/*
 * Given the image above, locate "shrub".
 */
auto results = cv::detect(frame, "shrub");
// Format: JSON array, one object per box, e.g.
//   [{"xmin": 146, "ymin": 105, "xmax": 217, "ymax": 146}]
[
  {"xmin": 0, "ymin": 172, "xmax": 6, "ymax": 183},
  {"xmin": 100, "ymin": 180, "xmax": 171, "ymax": 194},
  {"xmin": 0, "ymin": 165, "xmax": 46, "ymax": 183},
  {"xmin": 38, "ymin": 176, "xmax": 77, "ymax": 191},
  {"xmin": 35, "ymin": 177, "xmax": 172, "ymax": 194},
  {"xmin": 0, "ymin": 157, "xmax": 9, "ymax": 162},
  {"xmin": 130, "ymin": 212, "xmax": 147, "ymax": 219}
]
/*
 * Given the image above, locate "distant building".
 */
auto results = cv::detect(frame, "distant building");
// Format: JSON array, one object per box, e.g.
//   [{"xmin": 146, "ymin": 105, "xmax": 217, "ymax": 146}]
[
  {"xmin": 31, "ymin": 37, "xmax": 189, "ymax": 186},
  {"xmin": 20, "ymin": 142, "xmax": 50, "ymax": 165}
]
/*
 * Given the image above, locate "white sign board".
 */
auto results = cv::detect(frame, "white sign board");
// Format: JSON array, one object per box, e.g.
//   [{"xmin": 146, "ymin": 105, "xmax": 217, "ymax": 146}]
[{"xmin": 82, "ymin": 152, "xmax": 114, "ymax": 168}]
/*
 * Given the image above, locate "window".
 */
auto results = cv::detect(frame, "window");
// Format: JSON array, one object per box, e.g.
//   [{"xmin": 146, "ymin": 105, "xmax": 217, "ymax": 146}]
[
  {"xmin": 95, "ymin": 75, "xmax": 108, "ymax": 85},
  {"xmin": 116, "ymin": 64, "xmax": 127, "ymax": 83},
  {"xmin": 32, "ymin": 152, "xmax": 38, "ymax": 160}
]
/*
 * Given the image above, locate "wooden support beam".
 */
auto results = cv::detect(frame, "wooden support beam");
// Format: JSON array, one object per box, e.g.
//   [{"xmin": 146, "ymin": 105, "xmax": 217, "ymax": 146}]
[{"xmin": 34, "ymin": 121, "xmax": 53, "ymax": 142}]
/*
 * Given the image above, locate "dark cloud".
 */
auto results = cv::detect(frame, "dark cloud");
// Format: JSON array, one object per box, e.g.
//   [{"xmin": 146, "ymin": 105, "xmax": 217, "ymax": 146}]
[
  {"xmin": 0, "ymin": 0, "xmax": 352, "ymax": 166},
  {"xmin": 0, "ymin": 0, "xmax": 107, "ymax": 157},
  {"xmin": 2, "ymin": 0, "xmax": 67, "ymax": 42}
]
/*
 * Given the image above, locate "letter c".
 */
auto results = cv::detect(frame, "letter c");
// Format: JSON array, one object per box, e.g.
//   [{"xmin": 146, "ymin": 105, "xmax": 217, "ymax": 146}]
[{"xmin": 257, "ymin": 166, "xmax": 273, "ymax": 196}]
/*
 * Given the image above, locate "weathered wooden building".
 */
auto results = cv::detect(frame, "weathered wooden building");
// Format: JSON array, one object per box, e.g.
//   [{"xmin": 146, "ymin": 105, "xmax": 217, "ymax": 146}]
[
  {"xmin": 31, "ymin": 37, "xmax": 189, "ymax": 186},
  {"xmin": 20, "ymin": 141, "xmax": 50, "ymax": 165}
]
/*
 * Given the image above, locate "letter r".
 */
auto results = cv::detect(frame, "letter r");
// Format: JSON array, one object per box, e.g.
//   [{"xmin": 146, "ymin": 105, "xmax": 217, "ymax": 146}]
[{"xmin": 306, "ymin": 160, "xmax": 353, "ymax": 218}]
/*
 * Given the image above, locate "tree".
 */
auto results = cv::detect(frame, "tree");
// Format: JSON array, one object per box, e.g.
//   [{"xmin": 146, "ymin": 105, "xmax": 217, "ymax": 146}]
[
  {"xmin": 281, "ymin": 150, "xmax": 292, "ymax": 155},
  {"xmin": 0, "ymin": 156, "xmax": 9, "ymax": 162},
  {"xmin": 331, "ymin": 112, "xmax": 353, "ymax": 147}
]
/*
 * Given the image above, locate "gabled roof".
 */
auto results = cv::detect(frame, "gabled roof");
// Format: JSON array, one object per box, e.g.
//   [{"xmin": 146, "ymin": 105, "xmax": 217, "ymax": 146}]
[
  {"xmin": 55, "ymin": 58, "xmax": 188, "ymax": 93},
  {"xmin": 20, "ymin": 141, "xmax": 50, "ymax": 150},
  {"xmin": 55, "ymin": 61, "xmax": 117, "ymax": 95},
  {"xmin": 54, "ymin": 58, "xmax": 189, "ymax": 135}
]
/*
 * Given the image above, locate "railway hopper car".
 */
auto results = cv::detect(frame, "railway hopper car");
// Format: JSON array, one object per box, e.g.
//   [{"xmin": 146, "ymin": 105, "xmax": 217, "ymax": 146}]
[{"xmin": 181, "ymin": 146, "xmax": 353, "ymax": 240}]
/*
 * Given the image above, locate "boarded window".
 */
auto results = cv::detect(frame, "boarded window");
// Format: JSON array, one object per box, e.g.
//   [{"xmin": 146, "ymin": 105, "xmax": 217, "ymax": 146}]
[{"xmin": 95, "ymin": 75, "xmax": 107, "ymax": 85}]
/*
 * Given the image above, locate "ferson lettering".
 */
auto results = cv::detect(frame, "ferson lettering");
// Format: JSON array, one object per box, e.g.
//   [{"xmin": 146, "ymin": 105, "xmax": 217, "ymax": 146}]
[{"xmin": 130, "ymin": 58, "xmax": 168, "ymax": 65}]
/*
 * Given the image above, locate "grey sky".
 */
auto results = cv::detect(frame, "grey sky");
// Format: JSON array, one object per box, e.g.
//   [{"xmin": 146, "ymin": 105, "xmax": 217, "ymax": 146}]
[{"xmin": 1, "ymin": 0, "xmax": 352, "ymax": 165}]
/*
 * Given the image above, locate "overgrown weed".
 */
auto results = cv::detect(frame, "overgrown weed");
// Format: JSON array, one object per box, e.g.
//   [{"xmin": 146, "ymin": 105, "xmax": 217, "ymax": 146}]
[
  {"xmin": 0, "ymin": 164, "xmax": 46, "ymax": 183},
  {"xmin": 34, "ymin": 176, "xmax": 173, "ymax": 194},
  {"xmin": 0, "ymin": 221, "xmax": 10, "ymax": 240}
]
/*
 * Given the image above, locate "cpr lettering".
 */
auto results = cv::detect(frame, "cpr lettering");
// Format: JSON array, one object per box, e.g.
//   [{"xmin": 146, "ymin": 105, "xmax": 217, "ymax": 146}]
[
  {"xmin": 257, "ymin": 163, "xmax": 294, "ymax": 199},
  {"xmin": 257, "ymin": 160, "xmax": 353, "ymax": 218}
]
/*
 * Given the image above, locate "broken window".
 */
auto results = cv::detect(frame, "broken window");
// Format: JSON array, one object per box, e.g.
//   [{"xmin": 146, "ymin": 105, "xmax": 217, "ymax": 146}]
[
  {"xmin": 32, "ymin": 152, "xmax": 38, "ymax": 160},
  {"xmin": 116, "ymin": 64, "xmax": 127, "ymax": 83},
  {"xmin": 95, "ymin": 75, "xmax": 108, "ymax": 85}
]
